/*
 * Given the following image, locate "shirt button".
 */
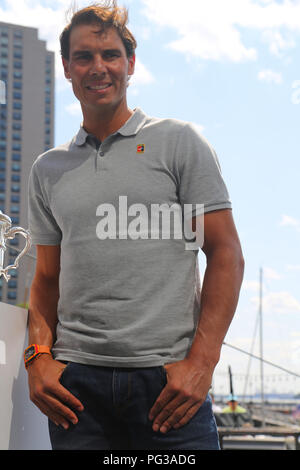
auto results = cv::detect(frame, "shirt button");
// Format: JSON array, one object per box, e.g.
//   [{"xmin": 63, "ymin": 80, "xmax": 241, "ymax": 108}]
[{"xmin": 99, "ymin": 151, "xmax": 105, "ymax": 157}]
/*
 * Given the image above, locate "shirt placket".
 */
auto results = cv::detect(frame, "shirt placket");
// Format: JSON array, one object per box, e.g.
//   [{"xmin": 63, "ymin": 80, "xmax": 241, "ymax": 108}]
[{"xmin": 94, "ymin": 135, "xmax": 116, "ymax": 173}]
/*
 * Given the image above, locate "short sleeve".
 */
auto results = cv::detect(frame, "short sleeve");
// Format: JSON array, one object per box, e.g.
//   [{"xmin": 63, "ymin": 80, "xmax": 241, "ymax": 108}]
[
  {"xmin": 28, "ymin": 162, "xmax": 62, "ymax": 245},
  {"xmin": 176, "ymin": 123, "xmax": 232, "ymax": 216}
]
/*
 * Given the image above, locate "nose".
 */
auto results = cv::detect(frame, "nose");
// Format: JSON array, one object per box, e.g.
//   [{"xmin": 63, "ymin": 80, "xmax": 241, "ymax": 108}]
[{"xmin": 89, "ymin": 54, "xmax": 107, "ymax": 76}]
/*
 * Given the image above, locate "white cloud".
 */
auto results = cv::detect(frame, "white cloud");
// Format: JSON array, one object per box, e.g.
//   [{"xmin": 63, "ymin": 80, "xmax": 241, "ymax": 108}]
[
  {"xmin": 190, "ymin": 123, "xmax": 205, "ymax": 135},
  {"xmin": 141, "ymin": 0, "xmax": 300, "ymax": 63},
  {"xmin": 242, "ymin": 267, "xmax": 281, "ymax": 292},
  {"xmin": 265, "ymin": 291, "xmax": 300, "ymax": 314},
  {"xmin": 130, "ymin": 58, "xmax": 155, "ymax": 87},
  {"xmin": 257, "ymin": 68, "xmax": 283, "ymax": 84},
  {"xmin": 0, "ymin": 0, "xmax": 155, "ymax": 90},
  {"xmin": 286, "ymin": 264, "xmax": 300, "ymax": 271},
  {"xmin": 128, "ymin": 58, "xmax": 155, "ymax": 96},
  {"xmin": 242, "ymin": 279, "xmax": 260, "ymax": 292},
  {"xmin": 251, "ymin": 290, "xmax": 300, "ymax": 314},
  {"xmin": 280, "ymin": 214, "xmax": 300, "ymax": 232},
  {"xmin": 263, "ymin": 267, "xmax": 282, "ymax": 280},
  {"xmin": 0, "ymin": 0, "xmax": 72, "ymax": 85},
  {"xmin": 65, "ymin": 101, "xmax": 81, "ymax": 116},
  {"xmin": 262, "ymin": 29, "xmax": 296, "ymax": 56}
]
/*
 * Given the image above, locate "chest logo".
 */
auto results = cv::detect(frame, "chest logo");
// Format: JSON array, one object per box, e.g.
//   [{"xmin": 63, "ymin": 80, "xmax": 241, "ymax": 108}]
[{"xmin": 137, "ymin": 144, "xmax": 145, "ymax": 154}]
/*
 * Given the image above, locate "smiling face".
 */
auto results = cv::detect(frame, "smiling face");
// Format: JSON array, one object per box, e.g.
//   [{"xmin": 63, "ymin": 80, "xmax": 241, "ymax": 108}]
[{"xmin": 62, "ymin": 24, "xmax": 135, "ymax": 121}]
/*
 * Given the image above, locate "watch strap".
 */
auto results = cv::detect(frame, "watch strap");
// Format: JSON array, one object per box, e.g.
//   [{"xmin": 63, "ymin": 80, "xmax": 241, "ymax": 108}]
[{"xmin": 24, "ymin": 344, "xmax": 52, "ymax": 368}]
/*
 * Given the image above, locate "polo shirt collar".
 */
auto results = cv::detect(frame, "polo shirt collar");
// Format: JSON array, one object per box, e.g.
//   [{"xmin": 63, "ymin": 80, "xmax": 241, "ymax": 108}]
[{"xmin": 74, "ymin": 107, "xmax": 147, "ymax": 146}]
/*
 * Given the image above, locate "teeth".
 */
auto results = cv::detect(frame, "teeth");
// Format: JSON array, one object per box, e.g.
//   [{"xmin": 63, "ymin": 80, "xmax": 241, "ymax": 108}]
[{"xmin": 88, "ymin": 84, "xmax": 110, "ymax": 90}]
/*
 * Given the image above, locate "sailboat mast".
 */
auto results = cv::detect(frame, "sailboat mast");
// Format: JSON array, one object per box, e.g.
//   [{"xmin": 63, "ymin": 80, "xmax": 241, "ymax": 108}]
[{"xmin": 259, "ymin": 267, "xmax": 265, "ymax": 426}]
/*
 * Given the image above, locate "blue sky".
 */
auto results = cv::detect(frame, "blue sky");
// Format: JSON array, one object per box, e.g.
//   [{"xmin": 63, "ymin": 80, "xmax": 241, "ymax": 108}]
[{"xmin": 1, "ymin": 0, "xmax": 300, "ymax": 396}]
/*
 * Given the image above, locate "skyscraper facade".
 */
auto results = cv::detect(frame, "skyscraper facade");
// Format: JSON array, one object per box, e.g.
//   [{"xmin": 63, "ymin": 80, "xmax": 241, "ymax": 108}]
[{"xmin": 0, "ymin": 21, "xmax": 55, "ymax": 305}]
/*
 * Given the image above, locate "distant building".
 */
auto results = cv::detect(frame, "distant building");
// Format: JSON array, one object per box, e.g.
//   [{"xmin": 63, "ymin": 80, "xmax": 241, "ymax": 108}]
[{"xmin": 0, "ymin": 21, "xmax": 55, "ymax": 305}]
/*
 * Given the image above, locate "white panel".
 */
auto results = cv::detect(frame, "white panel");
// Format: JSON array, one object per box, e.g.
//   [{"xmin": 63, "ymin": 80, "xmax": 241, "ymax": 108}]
[{"xmin": 0, "ymin": 302, "xmax": 51, "ymax": 449}]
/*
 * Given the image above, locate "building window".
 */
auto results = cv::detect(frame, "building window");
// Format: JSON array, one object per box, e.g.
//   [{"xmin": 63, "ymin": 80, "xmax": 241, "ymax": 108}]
[
  {"xmin": 13, "ymin": 82, "xmax": 22, "ymax": 90},
  {"xmin": 11, "ymin": 195, "xmax": 20, "ymax": 203},
  {"xmin": 13, "ymin": 71, "xmax": 22, "ymax": 80},
  {"xmin": 12, "ymin": 112, "xmax": 22, "ymax": 120},
  {"xmin": 12, "ymin": 163, "xmax": 20, "ymax": 172},
  {"xmin": 11, "ymin": 184, "xmax": 20, "ymax": 192},
  {"xmin": 12, "ymin": 153, "xmax": 21, "ymax": 161},
  {"xmin": 13, "ymin": 123, "xmax": 21, "ymax": 130},
  {"xmin": 9, "ymin": 248, "xmax": 18, "ymax": 257},
  {"xmin": 13, "ymin": 61, "xmax": 22, "ymax": 69},
  {"xmin": 0, "ymin": 58, "xmax": 8, "ymax": 67},
  {"xmin": 0, "ymin": 173, "xmax": 5, "ymax": 181},
  {"xmin": 8, "ymin": 280, "xmax": 17, "ymax": 289},
  {"xmin": 12, "ymin": 143, "xmax": 21, "ymax": 151},
  {"xmin": 11, "ymin": 216, "xmax": 19, "ymax": 224},
  {"xmin": 13, "ymin": 102, "xmax": 22, "ymax": 110},
  {"xmin": 0, "ymin": 37, "xmax": 8, "ymax": 46},
  {"xmin": 11, "ymin": 174, "xmax": 20, "ymax": 182},
  {"xmin": 12, "ymin": 132, "xmax": 21, "ymax": 140},
  {"xmin": 7, "ymin": 291, "xmax": 17, "ymax": 300},
  {"xmin": 13, "ymin": 91, "xmax": 22, "ymax": 100},
  {"xmin": 10, "ymin": 205, "xmax": 19, "ymax": 213},
  {"xmin": 0, "ymin": 151, "xmax": 5, "ymax": 160},
  {"xmin": 14, "ymin": 30, "xmax": 23, "ymax": 38}
]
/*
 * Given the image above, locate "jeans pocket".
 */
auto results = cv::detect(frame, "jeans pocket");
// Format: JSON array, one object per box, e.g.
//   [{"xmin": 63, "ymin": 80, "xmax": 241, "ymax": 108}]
[
  {"xmin": 58, "ymin": 361, "xmax": 72, "ymax": 384},
  {"xmin": 158, "ymin": 365, "xmax": 168, "ymax": 385}
]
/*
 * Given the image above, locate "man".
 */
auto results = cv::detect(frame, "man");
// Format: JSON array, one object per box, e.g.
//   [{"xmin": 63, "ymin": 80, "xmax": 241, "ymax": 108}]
[
  {"xmin": 26, "ymin": 1, "xmax": 244, "ymax": 450},
  {"xmin": 222, "ymin": 396, "xmax": 248, "ymax": 414},
  {"xmin": 221, "ymin": 395, "xmax": 251, "ymax": 428}
]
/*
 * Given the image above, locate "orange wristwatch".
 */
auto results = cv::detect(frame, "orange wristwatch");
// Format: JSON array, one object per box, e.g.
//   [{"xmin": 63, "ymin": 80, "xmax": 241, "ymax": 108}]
[{"xmin": 24, "ymin": 344, "xmax": 52, "ymax": 369}]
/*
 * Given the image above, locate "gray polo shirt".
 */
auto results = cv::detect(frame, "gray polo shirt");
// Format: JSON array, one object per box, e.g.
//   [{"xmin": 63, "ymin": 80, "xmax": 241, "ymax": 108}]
[{"xmin": 28, "ymin": 108, "xmax": 232, "ymax": 367}]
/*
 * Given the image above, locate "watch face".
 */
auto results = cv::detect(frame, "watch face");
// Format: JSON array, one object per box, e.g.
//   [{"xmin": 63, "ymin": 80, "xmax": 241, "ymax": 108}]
[{"xmin": 24, "ymin": 345, "xmax": 36, "ymax": 361}]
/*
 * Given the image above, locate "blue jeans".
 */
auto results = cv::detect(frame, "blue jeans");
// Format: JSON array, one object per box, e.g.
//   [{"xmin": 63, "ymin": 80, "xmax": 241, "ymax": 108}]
[{"xmin": 48, "ymin": 362, "xmax": 220, "ymax": 450}]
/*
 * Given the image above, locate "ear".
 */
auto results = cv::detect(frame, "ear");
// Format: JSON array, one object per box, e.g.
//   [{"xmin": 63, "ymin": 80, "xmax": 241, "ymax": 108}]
[
  {"xmin": 62, "ymin": 57, "xmax": 71, "ymax": 80},
  {"xmin": 128, "ymin": 53, "xmax": 136, "ymax": 77}
]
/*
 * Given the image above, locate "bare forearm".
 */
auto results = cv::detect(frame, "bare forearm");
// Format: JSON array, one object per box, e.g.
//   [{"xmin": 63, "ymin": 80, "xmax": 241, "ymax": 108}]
[
  {"xmin": 187, "ymin": 243, "xmax": 244, "ymax": 367},
  {"xmin": 28, "ymin": 275, "xmax": 60, "ymax": 347}
]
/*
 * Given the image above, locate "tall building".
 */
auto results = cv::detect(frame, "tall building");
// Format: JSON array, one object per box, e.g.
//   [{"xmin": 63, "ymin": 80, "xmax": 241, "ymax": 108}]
[{"xmin": 0, "ymin": 21, "xmax": 55, "ymax": 305}]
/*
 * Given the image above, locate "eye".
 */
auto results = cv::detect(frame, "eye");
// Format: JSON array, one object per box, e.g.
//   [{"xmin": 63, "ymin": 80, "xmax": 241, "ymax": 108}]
[
  {"xmin": 74, "ymin": 53, "xmax": 92, "ymax": 62},
  {"xmin": 104, "ymin": 50, "xmax": 120, "ymax": 59}
]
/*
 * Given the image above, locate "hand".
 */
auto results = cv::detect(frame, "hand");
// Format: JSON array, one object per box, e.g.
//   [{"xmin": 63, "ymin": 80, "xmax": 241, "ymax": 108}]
[
  {"xmin": 27, "ymin": 355, "xmax": 84, "ymax": 429},
  {"xmin": 148, "ymin": 358, "xmax": 213, "ymax": 434}
]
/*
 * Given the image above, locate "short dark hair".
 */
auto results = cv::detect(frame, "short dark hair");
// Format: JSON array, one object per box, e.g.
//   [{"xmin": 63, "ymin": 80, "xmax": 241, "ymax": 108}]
[{"xmin": 60, "ymin": 1, "xmax": 137, "ymax": 60}]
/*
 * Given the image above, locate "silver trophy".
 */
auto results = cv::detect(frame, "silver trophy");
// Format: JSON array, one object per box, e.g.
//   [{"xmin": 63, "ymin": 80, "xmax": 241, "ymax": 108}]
[{"xmin": 0, "ymin": 211, "xmax": 32, "ymax": 281}]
